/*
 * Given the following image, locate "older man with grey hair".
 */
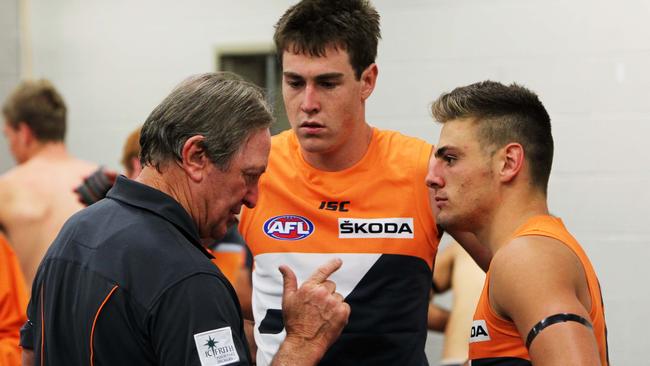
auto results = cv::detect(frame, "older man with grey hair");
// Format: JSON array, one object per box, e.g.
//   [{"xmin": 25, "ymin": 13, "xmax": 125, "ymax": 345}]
[{"xmin": 21, "ymin": 73, "xmax": 350, "ymax": 366}]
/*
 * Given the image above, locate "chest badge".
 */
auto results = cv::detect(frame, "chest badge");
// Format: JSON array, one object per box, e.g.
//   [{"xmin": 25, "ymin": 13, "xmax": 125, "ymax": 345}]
[{"xmin": 263, "ymin": 215, "xmax": 315, "ymax": 240}]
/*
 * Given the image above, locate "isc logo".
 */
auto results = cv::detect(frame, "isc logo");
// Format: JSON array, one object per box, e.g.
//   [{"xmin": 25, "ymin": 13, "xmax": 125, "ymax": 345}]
[{"xmin": 263, "ymin": 215, "xmax": 315, "ymax": 241}]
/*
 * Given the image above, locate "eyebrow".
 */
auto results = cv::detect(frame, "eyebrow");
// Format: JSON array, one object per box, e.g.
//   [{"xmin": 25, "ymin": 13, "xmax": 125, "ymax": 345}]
[
  {"xmin": 243, "ymin": 166, "xmax": 266, "ymax": 175},
  {"xmin": 283, "ymin": 71, "xmax": 303, "ymax": 79},
  {"xmin": 315, "ymin": 73, "xmax": 344, "ymax": 81},
  {"xmin": 283, "ymin": 71, "xmax": 344, "ymax": 81},
  {"xmin": 434, "ymin": 146, "xmax": 449, "ymax": 159}
]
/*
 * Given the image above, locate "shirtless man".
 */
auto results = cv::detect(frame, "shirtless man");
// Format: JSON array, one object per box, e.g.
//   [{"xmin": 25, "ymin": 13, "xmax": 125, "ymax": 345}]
[{"xmin": 0, "ymin": 79, "xmax": 97, "ymax": 287}]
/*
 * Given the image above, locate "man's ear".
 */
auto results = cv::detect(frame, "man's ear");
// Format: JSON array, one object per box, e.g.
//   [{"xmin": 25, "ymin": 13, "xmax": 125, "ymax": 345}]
[
  {"xmin": 180, "ymin": 135, "xmax": 209, "ymax": 182},
  {"xmin": 16, "ymin": 122, "xmax": 35, "ymax": 146},
  {"xmin": 499, "ymin": 143, "xmax": 525, "ymax": 183},
  {"xmin": 360, "ymin": 63, "xmax": 378, "ymax": 100}
]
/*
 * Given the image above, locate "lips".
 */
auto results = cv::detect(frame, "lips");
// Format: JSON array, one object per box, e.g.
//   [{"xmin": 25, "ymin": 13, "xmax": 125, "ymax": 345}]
[
  {"xmin": 434, "ymin": 196, "xmax": 448, "ymax": 208},
  {"xmin": 299, "ymin": 121, "xmax": 325, "ymax": 134}
]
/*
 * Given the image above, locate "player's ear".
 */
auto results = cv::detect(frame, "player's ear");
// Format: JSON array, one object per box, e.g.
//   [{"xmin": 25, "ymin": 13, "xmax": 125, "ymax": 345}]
[
  {"xmin": 180, "ymin": 135, "xmax": 210, "ymax": 182},
  {"xmin": 360, "ymin": 63, "xmax": 378, "ymax": 100},
  {"xmin": 499, "ymin": 143, "xmax": 524, "ymax": 183}
]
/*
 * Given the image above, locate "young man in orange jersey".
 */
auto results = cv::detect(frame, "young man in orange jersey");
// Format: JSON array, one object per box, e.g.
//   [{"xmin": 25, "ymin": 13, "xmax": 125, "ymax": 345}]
[
  {"xmin": 238, "ymin": 1, "xmax": 488, "ymax": 365},
  {"xmin": 427, "ymin": 81, "xmax": 609, "ymax": 365}
]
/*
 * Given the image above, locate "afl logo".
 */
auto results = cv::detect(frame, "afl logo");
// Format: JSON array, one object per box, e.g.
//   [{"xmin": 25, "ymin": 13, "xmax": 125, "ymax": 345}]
[{"xmin": 263, "ymin": 215, "xmax": 314, "ymax": 241}]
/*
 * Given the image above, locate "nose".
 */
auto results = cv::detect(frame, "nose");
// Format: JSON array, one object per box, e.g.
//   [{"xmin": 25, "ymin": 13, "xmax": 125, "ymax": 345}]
[
  {"xmin": 300, "ymin": 84, "xmax": 320, "ymax": 115},
  {"xmin": 242, "ymin": 183, "xmax": 259, "ymax": 209},
  {"xmin": 425, "ymin": 157, "xmax": 445, "ymax": 190}
]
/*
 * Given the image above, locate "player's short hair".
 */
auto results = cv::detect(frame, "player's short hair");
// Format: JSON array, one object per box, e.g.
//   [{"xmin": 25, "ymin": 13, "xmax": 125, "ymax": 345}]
[
  {"xmin": 139, "ymin": 72, "xmax": 273, "ymax": 171},
  {"xmin": 2, "ymin": 79, "xmax": 67, "ymax": 142},
  {"xmin": 274, "ymin": 0, "xmax": 381, "ymax": 79},
  {"xmin": 431, "ymin": 80, "xmax": 553, "ymax": 194}
]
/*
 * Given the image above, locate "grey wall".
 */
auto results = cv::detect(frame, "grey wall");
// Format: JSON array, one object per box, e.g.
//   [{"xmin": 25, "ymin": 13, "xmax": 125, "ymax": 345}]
[
  {"xmin": 8, "ymin": 0, "xmax": 650, "ymax": 363},
  {"xmin": 0, "ymin": 0, "xmax": 20, "ymax": 172}
]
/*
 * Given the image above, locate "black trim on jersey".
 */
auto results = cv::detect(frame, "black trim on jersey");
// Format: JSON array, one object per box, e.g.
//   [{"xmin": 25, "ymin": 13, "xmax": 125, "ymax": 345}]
[
  {"xmin": 259, "ymin": 309, "xmax": 284, "ymax": 334},
  {"xmin": 596, "ymin": 279, "xmax": 611, "ymax": 365},
  {"xmin": 471, "ymin": 357, "xmax": 531, "ymax": 365},
  {"xmin": 525, "ymin": 313, "xmax": 592, "ymax": 349},
  {"xmin": 319, "ymin": 254, "xmax": 432, "ymax": 366}
]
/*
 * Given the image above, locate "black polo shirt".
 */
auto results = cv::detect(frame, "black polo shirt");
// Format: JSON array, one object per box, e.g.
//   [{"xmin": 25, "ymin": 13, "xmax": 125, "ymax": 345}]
[{"xmin": 21, "ymin": 176, "xmax": 251, "ymax": 365}]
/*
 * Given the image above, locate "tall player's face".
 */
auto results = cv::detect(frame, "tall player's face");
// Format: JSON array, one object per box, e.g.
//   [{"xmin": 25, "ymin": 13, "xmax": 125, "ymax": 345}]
[
  {"xmin": 426, "ymin": 118, "xmax": 498, "ymax": 232},
  {"xmin": 281, "ymin": 45, "xmax": 374, "ymax": 156}
]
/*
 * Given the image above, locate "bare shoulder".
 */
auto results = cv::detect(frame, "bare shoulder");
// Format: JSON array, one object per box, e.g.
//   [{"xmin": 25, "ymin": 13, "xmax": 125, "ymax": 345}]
[
  {"xmin": 491, "ymin": 235, "xmax": 581, "ymax": 281},
  {"xmin": 0, "ymin": 167, "xmax": 21, "ymax": 198},
  {"xmin": 0, "ymin": 170, "xmax": 20, "ymax": 223},
  {"xmin": 489, "ymin": 235, "xmax": 587, "ymax": 330},
  {"xmin": 70, "ymin": 158, "xmax": 99, "ymax": 176}
]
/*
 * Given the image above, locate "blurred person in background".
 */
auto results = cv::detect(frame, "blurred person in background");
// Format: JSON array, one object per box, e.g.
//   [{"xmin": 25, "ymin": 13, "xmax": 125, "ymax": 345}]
[{"xmin": 0, "ymin": 79, "xmax": 98, "ymax": 287}]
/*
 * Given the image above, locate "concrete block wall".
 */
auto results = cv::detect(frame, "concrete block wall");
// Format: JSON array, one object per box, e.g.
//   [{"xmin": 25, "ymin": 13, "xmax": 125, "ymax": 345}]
[{"xmin": 0, "ymin": 0, "xmax": 20, "ymax": 172}]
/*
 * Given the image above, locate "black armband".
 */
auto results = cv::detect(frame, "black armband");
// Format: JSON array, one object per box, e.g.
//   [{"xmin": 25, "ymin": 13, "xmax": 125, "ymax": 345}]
[{"xmin": 525, "ymin": 313, "xmax": 592, "ymax": 349}]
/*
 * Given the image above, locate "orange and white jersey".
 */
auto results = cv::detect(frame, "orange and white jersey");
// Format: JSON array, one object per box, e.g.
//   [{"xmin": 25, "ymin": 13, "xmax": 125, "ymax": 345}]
[
  {"xmin": 0, "ymin": 235, "xmax": 28, "ymax": 366},
  {"xmin": 469, "ymin": 215, "xmax": 609, "ymax": 365},
  {"xmin": 240, "ymin": 128, "xmax": 439, "ymax": 366}
]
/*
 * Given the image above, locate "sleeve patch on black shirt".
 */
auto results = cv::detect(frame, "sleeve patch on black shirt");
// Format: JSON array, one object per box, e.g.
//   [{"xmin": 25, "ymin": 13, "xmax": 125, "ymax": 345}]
[{"xmin": 193, "ymin": 326, "xmax": 240, "ymax": 366}]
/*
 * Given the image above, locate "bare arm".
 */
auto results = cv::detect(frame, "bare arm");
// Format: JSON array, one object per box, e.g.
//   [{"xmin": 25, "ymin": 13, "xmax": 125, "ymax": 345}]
[
  {"xmin": 271, "ymin": 259, "xmax": 350, "ymax": 366},
  {"xmin": 490, "ymin": 236, "xmax": 600, "ymax": 365},
  {"xmin": 427, "ymin": 244, "xmax": 455, "ymax": 332},
  {"xmin": 243, "ymin": 319, "xmax": 256, "ymax": 363},
  {"xmin": 432, "ymin": 243, "xmax": 456, "ymax": 292},
  {"xmin": 22, "ymin": 348, "xmax": 34, "ymax": 366},
  {"xmin": 427, "ymin": 302, "xmax": 450, "ymax": 332}
]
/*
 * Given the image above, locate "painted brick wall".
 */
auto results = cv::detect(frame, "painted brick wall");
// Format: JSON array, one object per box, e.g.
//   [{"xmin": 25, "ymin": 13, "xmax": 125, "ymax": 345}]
[{"xmin": 18, "ymin": 0, "xmax": 650, "ymax": 363}]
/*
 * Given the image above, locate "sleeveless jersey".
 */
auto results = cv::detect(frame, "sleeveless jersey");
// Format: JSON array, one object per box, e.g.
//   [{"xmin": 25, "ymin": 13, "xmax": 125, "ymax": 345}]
[
  {"xmin": 239, "ymin": 128, "xmax": 439, "ymax": 366},
  {"xmin": 0, "ymin": 235, "xmax": 28, "ymax": 366},
  {"xmin": 468, "ymin": 215, "xmax": 609, "ymax": 365}
]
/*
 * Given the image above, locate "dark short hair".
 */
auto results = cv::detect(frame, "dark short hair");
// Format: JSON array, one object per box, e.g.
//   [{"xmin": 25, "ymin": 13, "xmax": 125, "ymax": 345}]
[
  {"xmin": 431, "ymin": 81, "xmax": 553, "ymax": 194},
  {"xmin": 274, "ymin": 0, "xmax": 381, "ymax": 79},
  {"xmin": 2, "ymin": 79, "xmax": 66, "ymax": 142},
  {"xmin": 139, "ymin": 72, "xmax": 273, "ymax": 171}
]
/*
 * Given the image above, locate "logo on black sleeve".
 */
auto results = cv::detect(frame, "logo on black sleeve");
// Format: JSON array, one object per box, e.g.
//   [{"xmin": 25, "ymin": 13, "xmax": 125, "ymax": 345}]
[{"xmin": 193, "ymin": 327, "xmax": 239, "ymax": 366}]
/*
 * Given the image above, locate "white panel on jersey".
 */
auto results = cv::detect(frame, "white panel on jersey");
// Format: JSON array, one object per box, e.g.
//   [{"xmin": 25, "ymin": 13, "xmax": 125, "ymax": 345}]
[{"xmin": 252, "ymin": 252, "xmax": 382, "ymax": 366}]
